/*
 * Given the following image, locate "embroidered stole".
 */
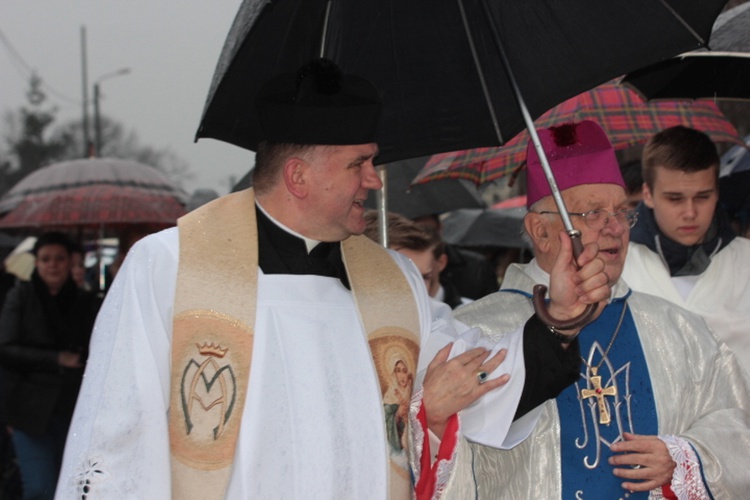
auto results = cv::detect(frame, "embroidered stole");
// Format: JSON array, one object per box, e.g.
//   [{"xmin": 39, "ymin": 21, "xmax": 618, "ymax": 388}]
[
  {"xmin": 169, "ymin": 189, "xmax": 420, "ymax": 499},
  {"xmin": 556, "ymin": 299, "xmax": 657, "ymax": 498}
]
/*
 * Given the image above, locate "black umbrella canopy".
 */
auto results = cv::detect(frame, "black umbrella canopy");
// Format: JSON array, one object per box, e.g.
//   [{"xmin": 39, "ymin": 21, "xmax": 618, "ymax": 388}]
[
  {"xmin": 196, "ymin": 0, "xmax": 724, "ymax": 165},
  {"xmin": 622, "ymin": 3, "xmax": 750, "ymax": 101},
  {"xmin": 623, "ymin": 51, "xmax": 750, "ymax": 101}
]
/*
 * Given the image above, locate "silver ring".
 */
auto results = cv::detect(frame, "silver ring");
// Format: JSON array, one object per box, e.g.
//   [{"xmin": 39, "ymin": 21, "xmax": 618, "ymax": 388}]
[{"xmin": 477, "ymin": 371, "xmax": 488, "ymax": 384}]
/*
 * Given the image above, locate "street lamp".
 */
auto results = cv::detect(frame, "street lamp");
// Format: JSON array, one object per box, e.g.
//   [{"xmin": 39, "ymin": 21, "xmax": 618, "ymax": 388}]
[{"xmin": 93, "ymin": 68, "xmax": 131, "ymax": 156}]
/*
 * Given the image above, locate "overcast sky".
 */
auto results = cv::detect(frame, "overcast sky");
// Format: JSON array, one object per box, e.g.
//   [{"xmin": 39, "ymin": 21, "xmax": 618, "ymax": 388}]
[{"xmin": 0, "ymin": 0, "xmax": 252, "ymax": 195}]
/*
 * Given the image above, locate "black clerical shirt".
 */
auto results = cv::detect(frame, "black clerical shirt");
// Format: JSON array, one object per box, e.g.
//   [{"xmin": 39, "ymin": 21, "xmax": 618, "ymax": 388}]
[{"xmin": 255, "ymin": 205, "xmax": 350, "ymax": 289}]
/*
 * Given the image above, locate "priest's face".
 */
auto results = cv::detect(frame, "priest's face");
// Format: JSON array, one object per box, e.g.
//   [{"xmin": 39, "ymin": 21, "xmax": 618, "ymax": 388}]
[
  {"xmin": 533, "ymin": 184, "xmax": 631, "ymax": 285},
  {"xmin": 642, "ymin": 165, "xmax": 718, "ymax": 246},
  {"xmin": 304, "ymin": 143, "xmax": 382, "ymax": 241}
]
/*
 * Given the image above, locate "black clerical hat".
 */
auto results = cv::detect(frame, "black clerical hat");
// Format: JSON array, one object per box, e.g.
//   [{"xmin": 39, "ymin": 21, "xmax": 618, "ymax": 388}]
[{"xmin": 256, "ymin": 58, "xmax": 382, "ymax": 145}]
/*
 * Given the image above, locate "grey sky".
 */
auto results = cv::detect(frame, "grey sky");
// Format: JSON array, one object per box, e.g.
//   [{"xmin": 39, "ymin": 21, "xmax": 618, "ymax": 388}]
[{"xmin": 0, "ymin": 0, "xmax": 253, "ymax": 195}]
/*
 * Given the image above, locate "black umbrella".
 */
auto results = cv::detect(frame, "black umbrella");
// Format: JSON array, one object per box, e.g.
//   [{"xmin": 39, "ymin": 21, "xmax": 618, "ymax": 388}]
[
  {"xmin": 623, "ymin": 51, "xmax": 750, "ymax": 101},
  {"xmin": 197, "ymin": 0, "xmax": 724, "ymax": 328},
  {"xmin": 196, "ymin": 0, "xmax": 724, "ymax": 167},
  {"xmin": 623, "ymin": 3, "xmax": 750, "ymax": 101}
]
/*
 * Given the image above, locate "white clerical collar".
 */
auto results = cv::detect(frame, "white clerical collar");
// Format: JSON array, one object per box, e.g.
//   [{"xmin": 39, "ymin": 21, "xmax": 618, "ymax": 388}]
[
  {"xmin": 525, "ymin": 259, "xmax": 629, "ymax": 302},
  {"xmin": 434, "ymin": 285, "xmax": 445, "ymax": 303},
  {"xmin": 255, "ymin": 201, "xmax": 322, "ymax": 254}
]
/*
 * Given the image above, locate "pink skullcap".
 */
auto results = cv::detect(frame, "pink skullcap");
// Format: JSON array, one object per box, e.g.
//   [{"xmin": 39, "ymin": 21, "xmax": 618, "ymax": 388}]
[{"xmin": 526, "ymin": 120, "xmax": 625, "ymax": 209}]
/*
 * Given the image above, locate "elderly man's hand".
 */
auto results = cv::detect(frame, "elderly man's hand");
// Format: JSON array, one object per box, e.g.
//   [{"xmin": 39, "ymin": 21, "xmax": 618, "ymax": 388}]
[
  {"xmin": 421, "ymin": 344, "xmax": 510, "ymax": 438},
  {"xmin": 609, "ymin": 433, "xmax": 676, "ymax": 492},
  {"xmin": 547, "ymin": 231, "xmax": 610, "ymax": 326}
]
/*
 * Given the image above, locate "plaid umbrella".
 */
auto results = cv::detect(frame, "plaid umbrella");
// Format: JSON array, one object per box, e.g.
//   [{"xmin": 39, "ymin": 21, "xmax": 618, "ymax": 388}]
[
  {"xmin": 0, "ymin": 158, "xmax": 187, "ymax": 230},
  {"xmin": 415, "ymin": 79, "xmax": 743, "ymax": 186}
]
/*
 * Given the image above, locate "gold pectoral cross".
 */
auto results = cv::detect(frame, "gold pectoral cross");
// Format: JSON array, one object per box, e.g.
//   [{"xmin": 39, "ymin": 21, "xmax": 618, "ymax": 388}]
[{"xmin": 581, "ymin": 367, "xmax": 617, "ymax": 424}]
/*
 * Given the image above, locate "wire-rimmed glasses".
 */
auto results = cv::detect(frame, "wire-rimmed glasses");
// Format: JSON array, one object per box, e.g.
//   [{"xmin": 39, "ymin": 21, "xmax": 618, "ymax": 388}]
[{"xmin": 538, "ymin": 208, "xmax": 638, "ymax": 230}]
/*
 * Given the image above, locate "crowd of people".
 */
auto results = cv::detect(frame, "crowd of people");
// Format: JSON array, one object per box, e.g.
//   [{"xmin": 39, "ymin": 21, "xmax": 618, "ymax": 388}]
[{"xmin": 0, "ymin": 57, "xmax": 746, "ymax": 500}]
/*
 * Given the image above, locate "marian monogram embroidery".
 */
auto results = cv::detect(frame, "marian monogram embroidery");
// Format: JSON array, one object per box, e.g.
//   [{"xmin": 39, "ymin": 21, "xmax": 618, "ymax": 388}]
[
  {"xmin": 180, "ymin": 342, "xmax": 237, "ymax": 439},
  {"xmin": 575, "ymin": 341, "xmax": 635, "ymax": 470}
]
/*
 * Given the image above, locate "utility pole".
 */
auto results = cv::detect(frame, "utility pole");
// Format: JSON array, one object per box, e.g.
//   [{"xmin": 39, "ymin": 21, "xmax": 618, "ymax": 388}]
[
  {"xmin": 80, "ymin": 26, "xmax": 90, "ymax": 157},
  {"xmin": 93, "ymin": 68, "xmax": 131, "ymax": 156}
]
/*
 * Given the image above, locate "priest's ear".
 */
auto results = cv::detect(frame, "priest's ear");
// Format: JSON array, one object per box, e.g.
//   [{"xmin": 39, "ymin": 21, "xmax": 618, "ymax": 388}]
[
  {"xmin": 282, "ymin": 156, "xmax": 311, "ymax": 199},
  {"xmin": 524, "ymin": 212, "xmax": 551, "ymax": 252}
]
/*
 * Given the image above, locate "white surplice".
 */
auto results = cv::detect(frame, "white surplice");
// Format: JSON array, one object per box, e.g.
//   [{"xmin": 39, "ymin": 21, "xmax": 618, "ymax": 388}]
[
  {"xmin": 56, "ymin": 227, "xmax": 528, "ymax": 499},
  {"xmin": 623, "ymin": 238, "xmax": 750, "ymax": 374}
]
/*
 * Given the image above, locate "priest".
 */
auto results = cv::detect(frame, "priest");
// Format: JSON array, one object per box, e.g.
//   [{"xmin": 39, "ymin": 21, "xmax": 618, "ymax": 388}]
[
  {"xmin": 55, "ymin": 61, "xmax": 608, "ymax": 500},
  {"xmin": 438, "ymin": 121, "xmax": 750, "ymax": 499}
]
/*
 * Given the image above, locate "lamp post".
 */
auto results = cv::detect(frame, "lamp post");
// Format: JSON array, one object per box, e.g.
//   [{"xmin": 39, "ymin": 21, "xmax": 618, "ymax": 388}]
[{"xmin": 93, "ymin": 68, "xmax": 131, "ymax": 156}]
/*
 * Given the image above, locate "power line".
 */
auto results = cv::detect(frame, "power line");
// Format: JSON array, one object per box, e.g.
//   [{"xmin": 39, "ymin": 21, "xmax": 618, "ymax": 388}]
[{"xmin": 0, "ymin": 24, "xmax": 81, "ymax": 106}]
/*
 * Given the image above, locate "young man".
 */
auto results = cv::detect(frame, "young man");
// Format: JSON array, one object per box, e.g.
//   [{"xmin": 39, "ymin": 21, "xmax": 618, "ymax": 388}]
[
  {"xmin": 56, "ymin": 60, "xmax": 605, "ymax": 500},
  {"xmin": 435, "ymin": 121, "xmax": 750, "ymax": 499},
  {"xmin": 622, "ymin": 126, "xmax": 750, "ymax": 372}
]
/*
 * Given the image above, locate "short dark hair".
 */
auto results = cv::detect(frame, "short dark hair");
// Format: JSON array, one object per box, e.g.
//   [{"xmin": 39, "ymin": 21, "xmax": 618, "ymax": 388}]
[
  {"xmin": 364, "ymin": 210, "xmax": 444, "ymax": 259},
  {"xmin": 252, "ymin": 142, "xmax": 319, "ymax": 194},
  {"xmin": 619, "ymin": 160, "xmax": 643, "ymax": 196},
  {"xmin": 642, "ymin": 126, "xmax": 719, "ymax": 190},
  {"xmin": 33, "ymin": 232, "xmax": 75, "ymax": 256}
]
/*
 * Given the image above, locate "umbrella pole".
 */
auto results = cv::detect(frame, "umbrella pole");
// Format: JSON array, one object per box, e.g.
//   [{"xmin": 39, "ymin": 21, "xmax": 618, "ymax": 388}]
[
  {"xmin": 375, "ymin": 165, "xmax": 389, "ymax": 247},
  {"xmin": 474, "ymin": 0, "xmax": 597, "ymax": 328}
]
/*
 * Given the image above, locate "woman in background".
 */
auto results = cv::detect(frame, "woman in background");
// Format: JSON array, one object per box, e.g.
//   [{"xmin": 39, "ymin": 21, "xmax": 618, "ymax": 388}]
[{"xmin": 0, "ymin": 232, "xmax": 100, "ymax": 499}]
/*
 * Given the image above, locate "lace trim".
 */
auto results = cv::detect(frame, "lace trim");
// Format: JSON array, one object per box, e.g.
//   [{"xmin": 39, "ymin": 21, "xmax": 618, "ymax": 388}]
[
  {"xmin": 409, "ymin": 388, "xmax": 426, "ymax": 482},
  {"xmin": 74, "ymin": 456, "xmax": 110, "ymax": 499},
  {"xmin": 658, "ymin": 435, "xmax": 710, "ymax": 500},
  {"xmin": 432, "ymin": 415, "xmax": 460, "ymax": 500}
]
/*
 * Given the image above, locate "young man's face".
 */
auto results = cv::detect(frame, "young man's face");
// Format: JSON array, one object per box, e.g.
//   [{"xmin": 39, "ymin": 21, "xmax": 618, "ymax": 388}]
[{"xmin": 643, "ymin": 165, "xmax": 718, "ymax": 246}]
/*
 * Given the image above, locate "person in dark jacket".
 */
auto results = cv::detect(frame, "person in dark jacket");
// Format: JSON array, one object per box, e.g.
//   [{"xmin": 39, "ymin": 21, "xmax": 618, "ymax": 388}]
[{"xmin": 0, "ymin": 232, "xmax": 100, "ymax": 500}]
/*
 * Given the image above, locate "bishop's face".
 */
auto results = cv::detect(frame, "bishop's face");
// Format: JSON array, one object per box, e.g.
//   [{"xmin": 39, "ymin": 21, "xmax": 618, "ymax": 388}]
[{"xmin": 535, "ymin": 184, "xmax": 631, "ymax": 286}]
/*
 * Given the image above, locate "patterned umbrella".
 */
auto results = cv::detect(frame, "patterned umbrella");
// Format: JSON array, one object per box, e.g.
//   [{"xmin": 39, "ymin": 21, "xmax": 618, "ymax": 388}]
[
  {"xmin": 0, "ymin": 158, "xmax": 187, "ymax": 230},
  {"xmin": 414, "ymin": 79, "xmax": 743, "ymax": 186}
]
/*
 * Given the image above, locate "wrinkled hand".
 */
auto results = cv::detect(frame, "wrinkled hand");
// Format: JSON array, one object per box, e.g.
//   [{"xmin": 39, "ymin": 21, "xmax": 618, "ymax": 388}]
[
  {"xmin": 58, "ymin": 350, "xmax": 84, "ymax": 368},
  {"xmin": 609, "ymin": 432, "xmax": 675, "ymax": 492},
  {"xmin": 422, "ymin": 344, "xmax": 510, "ymax": 438},
  {"xmin": 547, "ymin": 231, "xmax": 610, "ymax": 326}
]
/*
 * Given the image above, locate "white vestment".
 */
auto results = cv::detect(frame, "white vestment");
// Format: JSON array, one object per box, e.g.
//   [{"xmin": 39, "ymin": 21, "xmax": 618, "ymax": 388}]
[
  {"xmin": 439, "ymin": 262, "xmax": 750, "ymax": 500},
  {"xmin": 622, "ymin": 238, "xmax": 750, "ymax": 373},
  {"xmin": 56, "ymin": 227, "xmax": 527, "ymax": 499}
]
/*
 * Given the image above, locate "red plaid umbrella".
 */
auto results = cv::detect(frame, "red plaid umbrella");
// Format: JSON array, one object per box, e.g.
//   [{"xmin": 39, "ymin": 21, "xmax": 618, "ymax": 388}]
[
  {"xmin": 414, "ymin": 79, "xmax": 744, "ymax": 186},
  {"xmin": 0, "ymin": 158, "xmax": 187, "ymax": 230}
]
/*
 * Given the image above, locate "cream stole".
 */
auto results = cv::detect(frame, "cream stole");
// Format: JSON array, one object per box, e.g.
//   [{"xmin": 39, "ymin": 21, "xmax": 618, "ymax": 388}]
[{"xmin": 169, "ymin": 189, "xmax": 420, "ymax": 499}]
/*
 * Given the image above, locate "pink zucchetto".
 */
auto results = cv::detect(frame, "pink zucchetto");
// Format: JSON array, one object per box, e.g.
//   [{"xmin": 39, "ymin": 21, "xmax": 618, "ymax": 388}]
[{"xmin": 525, "ymin": 120, "xmax": 625, "ymax": 209}]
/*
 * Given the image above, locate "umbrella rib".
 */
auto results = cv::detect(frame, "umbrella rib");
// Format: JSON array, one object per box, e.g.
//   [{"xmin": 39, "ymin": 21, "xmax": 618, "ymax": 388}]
[
  {"xmin": 656, "ymin": 0, "xmax": 705, "ymax": 46},
  {"xmin": 319, "ymin": 0, "xmax": 333, "ymax": 58},
  {"xmin": 456, "ymin": 0, "xmax": 504, "ymax": 145}
]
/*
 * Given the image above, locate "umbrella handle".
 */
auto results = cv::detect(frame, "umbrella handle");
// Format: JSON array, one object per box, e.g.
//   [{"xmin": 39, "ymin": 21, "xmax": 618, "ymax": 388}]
[{"xmin": 532, "ymin": 230, "xmax": 598, "ymax": 331}]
